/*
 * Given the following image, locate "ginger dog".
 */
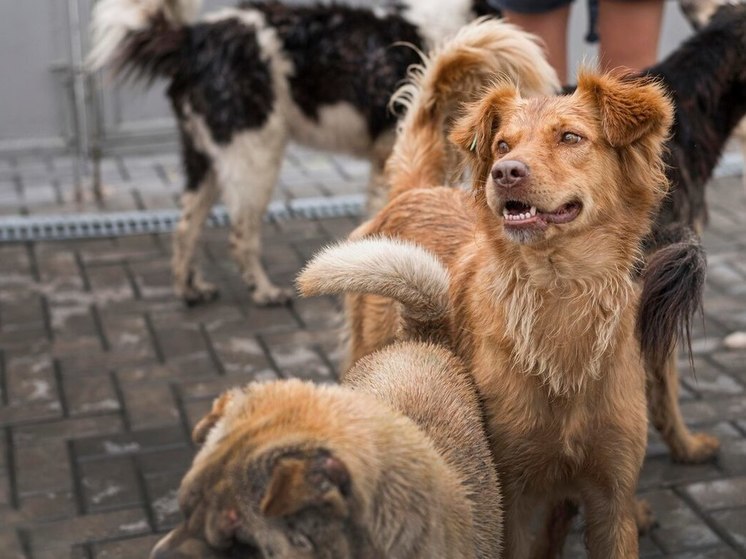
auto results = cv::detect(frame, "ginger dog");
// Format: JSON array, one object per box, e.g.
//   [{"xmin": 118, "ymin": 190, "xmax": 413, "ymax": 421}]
[
  {"xmin": 151, "ymin": 249, "xmax": 502, "ymax": 558},
  {"xmin": 311, "ymin": 28, "xmax": 675, "ymax": 556}
]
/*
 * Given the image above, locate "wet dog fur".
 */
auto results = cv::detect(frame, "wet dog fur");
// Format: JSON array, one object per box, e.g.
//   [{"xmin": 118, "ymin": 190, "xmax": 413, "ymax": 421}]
[
  {"xmin": 317, "ymin": 24, "xmax": 677, "ymax": 555},
  {"xmin": 150, "ymin": 266, "xmax": 502, "ymax": 558},
  {"xmin": 89, "ymin": 0, "xmax": 556, "ymax": 306}
]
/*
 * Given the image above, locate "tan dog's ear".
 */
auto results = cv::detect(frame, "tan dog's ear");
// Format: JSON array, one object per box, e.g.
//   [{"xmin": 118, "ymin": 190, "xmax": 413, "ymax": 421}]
[
  {"xmin": 260, "ymin": 453, "xmax": 350, "ymax": 519},
  {"xmin": 192, "ymin": 391, "xmax": 235, "ymax": 445},
  {"xmin": 449, "ymin": 84, "xmax": 518, "ymax": 184},
  {"xmin": 576, "ymin": 70, "xmax": 674, "ymax": 147}
]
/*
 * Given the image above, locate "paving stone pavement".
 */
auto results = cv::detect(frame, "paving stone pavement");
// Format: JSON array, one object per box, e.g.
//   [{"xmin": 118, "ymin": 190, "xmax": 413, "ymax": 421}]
[
  {"xmin": 0, "ymin": 146, "xmax": 744, "ymax": 557},
  {"xmin": 0, "ymin": 146, "xmax": 371, "ymax": 216}
]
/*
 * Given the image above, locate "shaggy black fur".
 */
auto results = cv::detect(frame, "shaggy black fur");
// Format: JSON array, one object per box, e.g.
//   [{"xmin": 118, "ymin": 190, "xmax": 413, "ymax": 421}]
[
  {"xmin": 645, "ymin": 3, "xmax": 746, "ymax": 231},
  {"xmin": 119, "ymin": 15, "xmax": 276, "ymax": 145},
  {"xmin": 246, "ymin": 1, "xmax": 424, "ymax": 139},
  {"xmin": 637, "ymin": 224, "xmax": 706, "ymax": 373},
  {"xmin": 180, "ymin": 129, "xmax": 211, "ymax": 191},
  {"xmin": 118, "ymin": 2, "xmax": 429, "ymax": 144}
]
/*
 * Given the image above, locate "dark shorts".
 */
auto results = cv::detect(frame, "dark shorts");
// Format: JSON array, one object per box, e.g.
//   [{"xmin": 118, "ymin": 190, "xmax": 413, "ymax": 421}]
[{"xmin": 486, "ymin": 0, "xmax": 574, "ymax": 14}]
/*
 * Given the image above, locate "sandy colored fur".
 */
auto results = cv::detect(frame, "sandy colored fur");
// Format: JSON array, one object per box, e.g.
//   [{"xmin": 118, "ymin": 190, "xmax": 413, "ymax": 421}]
[{"xmin": 151, "ymin": 342, "xmax": 502, "ymax": 558}]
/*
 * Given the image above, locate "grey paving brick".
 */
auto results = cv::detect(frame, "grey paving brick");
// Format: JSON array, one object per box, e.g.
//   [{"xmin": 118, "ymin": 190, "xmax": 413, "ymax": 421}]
[
  {"xmin": 644, "ymin": 490, "xmax": 721, "ymax": 553},
  {"xmin": 686, "ymin": 477, "xmax": 746, "ymax": 511},
  {"xmin": 18, "ymin": 490, "xmax": 77, "ymax": 523},
  {"xmin": 120, "ymin": 382, "xmax": 180, "ymax": 430},
  {"xmin": 80, "ymin": 458, "xmax": 142, "ymax": 512},
  {"xmin": 26, "ymin": 507, "xmax": 150, "ymax": 554},
  {"xmin": 90, "ymin": 533, "xmax": 163, "ymax": 559},
  {"xmin": 12, "ymin": 415, "xmax": 123, "ymax": 448},
  {"xmin": 14, "ymin": 441, "xmax": 72, "ymax": 496},
  {"xmin": 62, "ymin": 373, "xmax": 120, "ymax": 417},
  {"xmin": 73, "ymin": 427, "xmax": 187, "ymax": 462},
  {"xmin": 709, "ymin": 508, "xmax": 746, "ymax": 550},
  {"xmin": 145, "ymin": 472, "xmax": 183, "ymax": 531}
]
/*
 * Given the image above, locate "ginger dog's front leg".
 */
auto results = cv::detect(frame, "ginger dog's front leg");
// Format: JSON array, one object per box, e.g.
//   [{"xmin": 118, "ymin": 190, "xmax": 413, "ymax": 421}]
[{"xmin": 581, "ymin": 482, "xmax": 639, "ymax": 558}]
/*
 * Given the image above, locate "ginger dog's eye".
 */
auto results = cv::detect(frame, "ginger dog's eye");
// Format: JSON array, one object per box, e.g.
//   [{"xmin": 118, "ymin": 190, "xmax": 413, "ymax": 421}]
[
  {"xmin": 561, "ymin": 132, "xmax": 582, "ymax": 144},
  {"xmin": 497, "ymin": 140, "xmax": 510, "ymax": 154}
]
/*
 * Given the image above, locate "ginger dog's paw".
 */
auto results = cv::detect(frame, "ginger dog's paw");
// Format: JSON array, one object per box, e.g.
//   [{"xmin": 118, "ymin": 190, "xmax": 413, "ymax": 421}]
[
  {"xmin": 252, "ymin": 286, "xmax": 293, "ymax": 306},
  {"xmin": 635, "ymin": 499, "xmax": 657, "ymax": 534},
  {"xmin": 672, "ymin": 432, "xmax": 720, "ymax": 464}
]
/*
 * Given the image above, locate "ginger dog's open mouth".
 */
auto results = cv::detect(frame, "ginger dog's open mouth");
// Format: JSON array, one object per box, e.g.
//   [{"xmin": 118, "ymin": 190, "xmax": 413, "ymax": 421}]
[{"xmin": 501, "ymin": 199, "xmax": 582, "ymax": 228}]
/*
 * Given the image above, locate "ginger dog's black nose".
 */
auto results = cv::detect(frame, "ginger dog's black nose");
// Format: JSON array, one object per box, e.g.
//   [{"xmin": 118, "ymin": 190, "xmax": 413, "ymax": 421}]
[{"xmin": 491, "ymin": 160, "xmax": 529, "ymax": 189}]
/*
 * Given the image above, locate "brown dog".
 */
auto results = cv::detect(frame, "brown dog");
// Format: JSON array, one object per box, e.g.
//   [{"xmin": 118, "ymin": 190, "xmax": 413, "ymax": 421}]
[
  {"xmin": 316, "ymin": 53, "xmax": 676, "ymax": 556},
  {"xmin": 150, "ymin": 274, "xmax": 502, "ymax": 558}
]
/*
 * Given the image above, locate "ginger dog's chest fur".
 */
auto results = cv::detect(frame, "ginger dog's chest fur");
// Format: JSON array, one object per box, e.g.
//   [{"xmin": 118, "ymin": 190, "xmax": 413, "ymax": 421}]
[{"xmin": 450, "ymin": 252, "xmax": 647, "ymax": 486}]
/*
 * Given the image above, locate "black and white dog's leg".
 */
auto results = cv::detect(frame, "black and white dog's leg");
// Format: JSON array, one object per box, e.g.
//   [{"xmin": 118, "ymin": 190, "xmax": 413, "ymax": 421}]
[
  {"xmin": 172, "ymin": 171, "xmax": 221, "ymax": 306},
  {"xmin": 219, "ymin": 122, "xmax": 291, "ymax": 306}
]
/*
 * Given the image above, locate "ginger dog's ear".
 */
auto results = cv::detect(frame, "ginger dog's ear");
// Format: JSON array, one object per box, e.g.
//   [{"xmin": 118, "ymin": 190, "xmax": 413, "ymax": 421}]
[
  {"xmin": 450, "ymin": 84, "xmax": 518, "ymax": 184},
  {"xmin": 260, "ymin": 453, "xmax": 350, "ymax": 519},
  {"xmin": 576, "ymin": 70, "xmax": 674, "ymax": 147},
  {"xmin": 192, "ymin": 390, "xmax": 235, "ymax": 445}
]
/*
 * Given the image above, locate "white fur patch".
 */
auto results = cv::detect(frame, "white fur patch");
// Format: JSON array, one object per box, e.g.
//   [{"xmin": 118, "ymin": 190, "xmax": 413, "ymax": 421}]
[
  {"xmin": 399, "ymin": 0, "xmax": 474, "ymax": 47},
  {"xmin": 288, "ymin": 102, "xmax": 373, "ymax": 156},
  {"xmin": 88, "ymin": 0, "xmax": 202, "ymax": 70}
]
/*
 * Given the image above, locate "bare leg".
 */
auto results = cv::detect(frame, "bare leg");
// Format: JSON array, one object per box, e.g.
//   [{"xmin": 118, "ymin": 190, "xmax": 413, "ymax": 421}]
[
  {"xmin": 501, "ymin": 5, "xmax": 571, "ymax": 84},
  {"xmin": 598, "ymin": 0, "xmax": 664, "ymax": 72},
  {"xmin": 172, "ymin": 174, "xmax": 221, "ymax": 306},
  {"xmin": 648, "ymin": 351, "xmax": 720, "ymax": 463}
]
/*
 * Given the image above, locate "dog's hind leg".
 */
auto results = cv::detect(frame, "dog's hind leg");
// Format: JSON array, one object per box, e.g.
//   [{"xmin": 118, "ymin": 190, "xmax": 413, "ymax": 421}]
[
  {"xmin": 648, "ymin": 352, "xmax": 720, "ymax": 463},
  {"xmin": 218, "ymin": 118, "xmax": 291, "ymax": 306},
  {"xmin": 735, "ymin": 118, "xmax": 746, "ymax": 192},
  {"xmin": 172, "ymin": 154, "xmax": 221, "ymax": 306},
  {"xmin": 365, "ymin": 130, "xmax": 395, "ymax": 214}
]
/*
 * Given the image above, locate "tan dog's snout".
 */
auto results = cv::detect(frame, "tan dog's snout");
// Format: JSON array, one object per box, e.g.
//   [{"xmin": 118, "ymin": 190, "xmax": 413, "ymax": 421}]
[{"xmin": 491, "ymin": 159, "xmax": 530, "ymax": 190}]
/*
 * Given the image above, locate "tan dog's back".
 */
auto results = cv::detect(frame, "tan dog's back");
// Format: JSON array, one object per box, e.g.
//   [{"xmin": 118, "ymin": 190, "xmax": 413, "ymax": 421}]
[{"xmin": 345, "ymin": 341, "xmax": 502, "ymax": 559}]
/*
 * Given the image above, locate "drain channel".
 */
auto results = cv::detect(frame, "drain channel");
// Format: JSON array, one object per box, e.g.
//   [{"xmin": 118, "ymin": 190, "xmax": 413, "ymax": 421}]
[{"xmin": 0, "ymin": 195, "xmax": 365, "ymax": 242}]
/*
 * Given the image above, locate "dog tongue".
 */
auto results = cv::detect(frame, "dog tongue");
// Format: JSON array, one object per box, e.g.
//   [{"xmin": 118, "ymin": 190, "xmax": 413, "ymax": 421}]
[{"xmin": 542, "ymin": 202, "xmax": 581, "ymax": 223}]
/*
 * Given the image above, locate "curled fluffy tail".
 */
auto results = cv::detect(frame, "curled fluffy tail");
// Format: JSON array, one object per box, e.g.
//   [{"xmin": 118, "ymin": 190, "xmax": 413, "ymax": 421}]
[
  {"xmin": 88, "ymin": 0, "xmax": 201, "ymax": 78},
  {"xmin": 386, "ymin": 17, "xmax": 559, "ymax": 199},
  {"xmin": 297, "ymin": 238, "xmax": 450, "ymax": 344},
  {"xmin": 637, "ymin": 225, "xmax": 705, "ymax": 373}
]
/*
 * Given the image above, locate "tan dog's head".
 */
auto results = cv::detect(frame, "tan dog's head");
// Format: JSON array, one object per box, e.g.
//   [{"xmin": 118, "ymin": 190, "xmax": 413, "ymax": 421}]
[
  {"xmin": 451, "ymin": 70, "xmax": 673, "ymax": 246},
  {"xmin": 150, "ymin": 381, "xmax": 374, "ymax": 559}
]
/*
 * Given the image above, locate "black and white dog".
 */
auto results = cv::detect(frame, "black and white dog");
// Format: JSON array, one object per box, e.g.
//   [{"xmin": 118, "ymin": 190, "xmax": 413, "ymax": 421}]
[{"xmin": 90, "ymin": 0, "xmax": 558, "ymax": 305}]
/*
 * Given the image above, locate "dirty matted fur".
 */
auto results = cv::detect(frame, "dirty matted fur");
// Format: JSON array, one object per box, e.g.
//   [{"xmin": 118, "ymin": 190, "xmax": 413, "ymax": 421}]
[
  {"xmin": 322, "ymin": 41, "xmax": 675, "ymax": 555},
  {"xmin": 150, "ymin": 331, "xmax": 501, "ymax": 558}
]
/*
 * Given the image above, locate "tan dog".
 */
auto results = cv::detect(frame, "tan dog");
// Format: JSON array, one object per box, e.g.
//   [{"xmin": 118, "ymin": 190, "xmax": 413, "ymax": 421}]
[
  {"xmin": 304, "ymin": 42, "xmax": 676, "ymax": 556},
  {"xmin": 150, "ymin": 262, "xmax": 502, "ymax": 558}
]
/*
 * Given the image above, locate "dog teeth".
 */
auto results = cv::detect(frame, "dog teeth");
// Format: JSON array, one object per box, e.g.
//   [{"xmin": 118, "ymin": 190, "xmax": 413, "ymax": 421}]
[{"xmin": 503, "ymin": 208, "xmax": 536, "ymax": 221}]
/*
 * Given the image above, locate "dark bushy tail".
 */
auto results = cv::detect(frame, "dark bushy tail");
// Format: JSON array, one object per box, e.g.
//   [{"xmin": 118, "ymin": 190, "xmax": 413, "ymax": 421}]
[
  {"xmin": 637, "ymin": 224, "xmax": 706, "ymax": 372},
  {"xmin": 88, "ymin": 0, "xmax": 200, "ymax": 80}
]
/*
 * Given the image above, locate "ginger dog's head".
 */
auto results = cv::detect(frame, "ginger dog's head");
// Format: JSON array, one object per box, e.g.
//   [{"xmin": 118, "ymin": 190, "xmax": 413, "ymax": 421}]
[
  {"xmin": 151, "ymin": 381, "xmax": 379, "ymax": 559},
  {"xmin": 451, "ymin": 70, "xmax": 673, "ymax": 246}
]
